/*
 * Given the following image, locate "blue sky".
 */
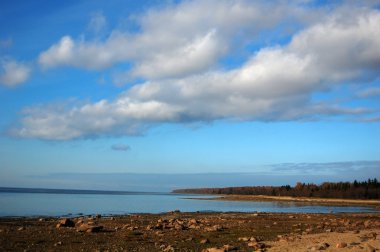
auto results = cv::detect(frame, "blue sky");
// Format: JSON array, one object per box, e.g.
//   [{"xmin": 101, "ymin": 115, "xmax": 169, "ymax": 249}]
[{"xmin": 0, "ymin": 0, "xmax": 379, "ymax": 191}]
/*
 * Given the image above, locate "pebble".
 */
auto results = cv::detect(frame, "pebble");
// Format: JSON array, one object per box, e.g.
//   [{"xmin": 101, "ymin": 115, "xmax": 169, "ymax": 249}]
[
  {"xmin": 336, "ymin": 242, "xmax": 347, "ymax": 248},
  {"xmin": 309, "ymin": 242, "xmax": 329, "ymax": 251},
  {"xmin": 200, "ymin": 239, "xmax": 209, "ymax": 244},
  {"xmin": 365, "ymin": 243, "xmax": 376, "ymax": 252},
  {"xmin": 54, "ymin": 241, "xmax": 62, "ymax": 246}
]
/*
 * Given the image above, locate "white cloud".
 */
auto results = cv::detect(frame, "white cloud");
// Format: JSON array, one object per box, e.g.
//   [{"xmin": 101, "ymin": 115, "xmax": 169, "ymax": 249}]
[
  {"xmin": 0, "ymin": 58, "xmax": 31, "ymax": 87},
  {"xmin": 88, "ymin": 12, "xmax": 107, "ymax": 34},
  {"xmin": 13, "ymin": 3, "xmax": 380, "ymax": 140},
  {"xmin": 37, "ymin": 0, "xmax": 300, "ymax": 79}
]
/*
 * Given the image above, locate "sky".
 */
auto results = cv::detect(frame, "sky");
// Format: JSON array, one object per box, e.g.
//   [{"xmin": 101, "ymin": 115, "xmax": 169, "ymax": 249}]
[{"xmin": 0, "ymin": 0, "xmax": 379, "ymax": 191}]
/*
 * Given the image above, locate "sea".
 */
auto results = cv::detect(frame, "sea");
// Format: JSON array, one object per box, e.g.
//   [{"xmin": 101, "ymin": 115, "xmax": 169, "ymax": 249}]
[{"xmin": 0, "ymin": 187, "xmax": 377, "ymax": 217}]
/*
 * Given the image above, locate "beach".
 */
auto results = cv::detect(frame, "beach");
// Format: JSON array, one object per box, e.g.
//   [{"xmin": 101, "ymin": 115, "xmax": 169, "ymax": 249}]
[
  {"xmin": 207, "ymin": 195, "xmax": 380, "ymax": 207},
  {"xmin": 1, "ymin": 211, "xmax": 379, "ymax": 251}
]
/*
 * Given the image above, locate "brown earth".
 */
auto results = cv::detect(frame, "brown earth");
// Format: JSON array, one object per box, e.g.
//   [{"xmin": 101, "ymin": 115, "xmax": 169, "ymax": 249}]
[{"xmin": 1, "ymin": 212, "xmax": 380, "ymax": 251}]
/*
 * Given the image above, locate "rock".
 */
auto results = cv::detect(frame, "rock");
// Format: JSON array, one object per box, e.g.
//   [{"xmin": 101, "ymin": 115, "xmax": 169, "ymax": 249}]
[
  {"xmin": 38, "ymin": 218, "xmax": 44, "ymax": 222},
  {"xmin": 310, "ymin": 242, "xmax": 329, "ymax": 250},
  {"xmin": 200, "ymin": 239, "xmax": 209, "ymax": 244},
  {"xmin": 57, "ymin": 218, "xmax": 75, "ymax": 228},
  {"xmin": 368, "ymin": 232, "xmax": 377, "ymax": 240},
  {"xmin": 238, "ymin": 237, "xmax": 249, "ymax": 242},
  {"xmin": 364, "ymin": 220, "xmax": 371, "ymax": 228},
  {"xmin": 248, "ymin": 242, "xmax": 265, "ymax": 250},
  {"xmin": 222, "ymin": 244, "xmax": 237, "ymax": 251},
  {"xmin": 54, "ymin": 241, "xmax": 62, "ymax": 246},
  {"xmin": 203, "ymin": 245, "xmax": 237, "ymax": 252},
  {"xmin": 146, "ymin": 225, "xmax": 153, "ymax": 230},
  {"xmin": 249, "ymin": 237, "xmax": 258, "ymax": 242},
  {"xmin": 211, "ymin": 225, "xmax": 223, "ymax": 231},
  {"xmin": 76, "ymin": 224, "xmax": 103, "ymax": 233},
  {"xmin": 17, "ymin": 227, "xmax": 25, "ymax": 231},
  {"xmin": 336, "ymin": 242, "xmax": 347, "ymax": 248},
  {"xmin": 247, "ymin": 242, "xmax": 258, "ymax": 247},
  {"xmin": 203, "ymin": 248, "xmax": 225, "ymax": 252},
  {"xmin": 365, "ymin": 243, "xmax": 376, "ymax": 252},
  {"xmin": 174, "ymin": 224, "xmax": 185, "ymax": 230},
  {"xmin": 163, "ymin": 245, "xmax": 174, "ymax": 252}
]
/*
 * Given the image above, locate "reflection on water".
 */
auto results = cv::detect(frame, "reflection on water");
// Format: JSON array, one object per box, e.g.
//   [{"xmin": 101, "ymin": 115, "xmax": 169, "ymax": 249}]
[{"xmin": 0, "ymin": 191, "xmax": 377, "ymax": 217}]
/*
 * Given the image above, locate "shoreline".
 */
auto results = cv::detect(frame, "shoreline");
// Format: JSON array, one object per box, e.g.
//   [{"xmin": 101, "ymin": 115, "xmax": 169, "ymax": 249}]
[
  {"xmin": 185, "ymin": 194, "xmax": 380, "ymax": 206},
  {"xmin": 1, "ymin": 212, "xmax": 379, "ymax": 251}
]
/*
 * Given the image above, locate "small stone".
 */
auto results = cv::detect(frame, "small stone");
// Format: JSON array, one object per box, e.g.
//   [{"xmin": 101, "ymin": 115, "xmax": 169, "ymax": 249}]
[
  {"xmin": 368, "ymin": 232, "xmax": 377, "ymax": 240},
  {"xmin": 249, "ymin": 237, "xmax": 257, "ymax": 242},
  {"xmin": 54, "ymin": 241, "xmax": 62, "ymax": 246},
  {"xmin": 163, "ymin": 245, "xmax": 175, "ymax": 252},
  {"xmin": 364, "ymin": 220, "xmax": 371, "ymax": 228},
  {"xmin": 247, "ymin": 242, "xmax": 258, "ymax": 247},
  {"xmin": 310, "ymin": 242, "xmax": 329, "ymax": 250},
  {"xmin": 238, "ymin": 237, "xmax": 249, "ymax": 242},
  {"xmin": 222, "ymin": 244, "xmax": 237, "ymax": 251},
  {"xmin": 203, "ymin": 248, "xmax": 225, "ymax": 252},
  {"xmin": 365, "ymin": 243, "xmax": 376, "ymax": 252},
  {"xmin": 336, "ymin": 242, "xmax": 347, "ymax": 248},
  {"xmin": 17, "ymin": 227, "xmax": 25, "ymax": 231},
  {"xmin": 200, "ymin": 239, "xmax": 209, "ymax": 244},
  {"xmin": 146, "ymin": 225, "xmax": 153, "ymax": 230}
]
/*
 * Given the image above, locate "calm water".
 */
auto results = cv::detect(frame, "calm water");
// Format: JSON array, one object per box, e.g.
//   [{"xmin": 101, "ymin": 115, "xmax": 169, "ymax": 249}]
[{"xmin": 0, "ymin": 189, "xmax": 377, "ymax": 217}]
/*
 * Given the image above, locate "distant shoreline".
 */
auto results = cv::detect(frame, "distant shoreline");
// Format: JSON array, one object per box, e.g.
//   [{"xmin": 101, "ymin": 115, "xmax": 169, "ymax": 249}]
[{"xmin": 187, "ymin": 194, "xmax": 380, "ymax": 206}]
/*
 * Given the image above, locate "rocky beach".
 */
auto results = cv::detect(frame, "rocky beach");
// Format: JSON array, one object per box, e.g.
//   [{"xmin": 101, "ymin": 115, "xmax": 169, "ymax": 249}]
[{"xmin": 1, "ymin": 210, "xmax": 379, "ymax": 251}]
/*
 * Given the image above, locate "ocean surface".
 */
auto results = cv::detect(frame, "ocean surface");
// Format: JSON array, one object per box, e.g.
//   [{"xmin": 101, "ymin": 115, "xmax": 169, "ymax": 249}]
[{"xmin": 0, "ymin": 188, "xmax": 377, "ymax": 217}]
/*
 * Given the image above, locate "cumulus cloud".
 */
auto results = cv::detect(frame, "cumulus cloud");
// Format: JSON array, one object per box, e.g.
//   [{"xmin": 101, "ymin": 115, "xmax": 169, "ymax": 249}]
[
  {"xmin": 111, "ymin": 143, "xmax": 130, "ymax": 151},
  {"xmin": 38, "ymin": 0, "xmax": 299, "ymax": 79},
  {"xmin": 0, "ymin": 58, "xmax": 31, "ymax": 87},
  {"xmin": 12, "ymin": 2, "xmax": 380, "ymax": 140}
]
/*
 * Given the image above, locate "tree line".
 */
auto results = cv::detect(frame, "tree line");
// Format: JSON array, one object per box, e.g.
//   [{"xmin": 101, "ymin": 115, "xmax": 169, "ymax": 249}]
[{"xmin": 173, "ymin": 178, "xmax": 380, "ymax": 199}]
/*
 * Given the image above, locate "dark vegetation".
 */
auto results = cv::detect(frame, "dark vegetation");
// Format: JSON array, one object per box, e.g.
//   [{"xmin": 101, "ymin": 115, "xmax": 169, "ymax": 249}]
[{"xmin": 173, "ymin": 178, "xmax": 380, "ymax": 199}]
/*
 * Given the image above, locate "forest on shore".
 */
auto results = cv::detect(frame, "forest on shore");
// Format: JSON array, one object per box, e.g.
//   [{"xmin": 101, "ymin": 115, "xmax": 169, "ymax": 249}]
[{"xmin": 173, "ymin": 179, "xmax": 380, "ymax": 199}]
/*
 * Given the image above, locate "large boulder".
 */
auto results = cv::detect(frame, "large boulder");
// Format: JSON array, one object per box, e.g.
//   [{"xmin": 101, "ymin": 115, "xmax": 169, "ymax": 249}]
[{"xmin": 56, "ymin": 218, "xmax": 75, "ymax": 228}]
